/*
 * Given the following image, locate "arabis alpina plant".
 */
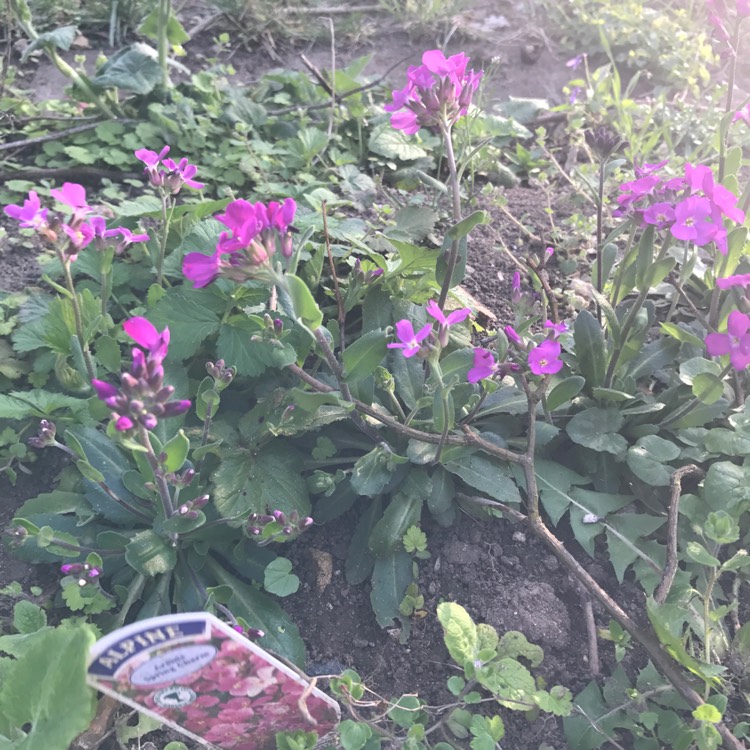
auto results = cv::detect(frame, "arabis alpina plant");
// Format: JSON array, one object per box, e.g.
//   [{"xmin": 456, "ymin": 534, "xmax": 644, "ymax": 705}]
[{"xmin": 134, "ymin": 145, "xmax": 204, "ymax": 193}]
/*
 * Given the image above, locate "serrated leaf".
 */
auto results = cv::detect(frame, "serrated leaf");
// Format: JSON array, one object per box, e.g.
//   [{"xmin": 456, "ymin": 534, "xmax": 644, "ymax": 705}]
[
  {"xmin": 125, "ymin": 530, "xmax": 177, "ymax": 576},
  {"xmin": 150, "ymin": 290, "xmax": 221, "ymax": 361},
  {"xmin": 369, "ymin": 125, "xmax": 427, "ymax": 160},
  {"xmin": 92, "ymin": 43, "xmax": 162, "ymax": 94},
  {"xmin": 212, "ymin": 445, "xmax": 310, "ymax": 522},
  {"xmin": 12, "ymin": 600, "xmax": 47, "ymax": 634},
  {"xmin": 437, "ymin": 602, "xmax": 478, "ymax": 665},
  {"xmin": 0, "ymin": 625, "xmax": 96, "ymax": 745}
]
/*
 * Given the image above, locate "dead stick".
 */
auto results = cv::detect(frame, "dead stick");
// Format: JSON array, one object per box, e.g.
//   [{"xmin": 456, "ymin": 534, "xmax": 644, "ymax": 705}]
[
  {"xmin": 582, "ymin": 592, "xmax": 600, "ymax": 676},
  {"xmin": 300, "ymin": 54, "xmax": 334, "ymax": 96},
  {"xmin": 0, "ymin": 121, "xmax": 106, "ymax": 152},
  {"xmin": 654, "ymin": 465, "xmax": 704, "ymax": 604}
]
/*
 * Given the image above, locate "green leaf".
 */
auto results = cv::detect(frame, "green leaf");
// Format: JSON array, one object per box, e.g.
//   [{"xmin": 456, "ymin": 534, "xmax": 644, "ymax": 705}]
[
  {"xmin": 204, "ymin": 558, "xmax": 305, "ymax": 665},
  {"xmin": 566, "ymin": 407, "xmax": 627, "ymax": 455},
  {"xmin": 686, "ymin": 542, "xmax": 720, "ymax": 568},
  {"xmin": 388, "ymin": 205, "xmax": 439, "ymax": 242},
  {"xmin": 161, "ymin": 429, "xmax": 190, "ymax": 472},
  {"xmin": 13, "ymin": 600, "xmax": 47, "ymax": 634},
  {"xmin": 21, "ymin": 25, "xmax": 77, "ymax": 60},
  {"xmin": 95, "ymin": 335, "xmax": 121, "ymax": 372},
  {"xmin": 606, "ymin": 514, "xmax": 665, "ymax": 582},
  {"xmin": 138, "ymin": 6, "xmax": 189, "ymax": 44},
  {"xmin": 445, "ymin": 210, "xmax": 490, "ymax": 242},
  {"xmin": 704, "ymin": 428, "xmax": 750, "ymax": 456},
  {"xmin": 285, "ymin": 274, "xmax": 323, "ymax": 330},
  {"xmin": 388, "ymin": 695, "xmax": 424, "ymax": 728},
  {"xmin": 263, "ymin": 557, "xmax": 300, "ymax": 597},
  {"xmin": 369, "ymin": 550, "xmax": 412, "ymax": 628},
  {"xmin": 212, "ymin": 445, "xmax": 311, "ymax": 522},
  {"xmin": 693, "ymin": 704, "xmax": 722, "ymax": 723},
  {"xmin": 0, "ymin": 390, "xmax": 89, "ymax": 419},
  {"xmin": 150, "ymin": 290, "xmax": 221, "ymax": 361},
  {"xmin": 369, "ymin": 125, "xmax": 428, "ymax": 160},
  {"xmin": 625, "ymin": 435, "xmax": 679, "ymax": 487},
  {"xmin": 343, "ymin": 330, "xmax": 387, "ymax": 383},
  {"xmin": 0, "ymin": 625, "xmax": 96, "ymax": 745},
  {"xmin": 546, "ymin": 376, "xmax": 585, "ymax": 411},
  {"xmin": 91, "ymin": 43, "xmax": 162, "ymax": 94},
  {"xmin": 345, "ymin": 499, "xmax": 382, "ymax": 585},
  {"xmin": 339, "ymin": 720, "xmax": 373, "ymax": 750},
  {"xmin": 437, "ymin": 602, "xmax": 478, "ymax": 665},
  {"xmin": 635, "ymin": 225, "xmax": 656, "ymax": 291},
  {"xmin": 660, "ymin": 322, "xmax": 704, "ymax": 348},
  {"xmin": 574, "ymin": 310, "xmax": 606, "ymax": 389},
  {"xmin": 350, "ymin": 446, "xmax": 397, "ymax": 497},
  {"xmin": 445, "ymin": 454, "xmax": 522, "ymax": 504},
  {"xmin": 692, "ymin": 372, "xmax": 725, "ymax": 404},
  {"xmin": 534, "ymin": 685, "xmax": 573, "ymax": 716},
  {"xmin": 703, "ymin": 461, "xmax": 750, "ymax": 512},
  {"xmin": 125, "ymin": 530, "xmax": 177, "ymax": 576}
]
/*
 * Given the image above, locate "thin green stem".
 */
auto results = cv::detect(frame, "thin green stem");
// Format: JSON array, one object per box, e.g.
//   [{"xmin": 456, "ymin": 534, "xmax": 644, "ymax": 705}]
[
  {"xmin": 57, "ymin": 250, "xmax": 96, "ymax": 381},
  {"xmin": 595, "ymin": 157, "xmax": 605, "ymax": 322},
  {"xmin": 111, "ymin": 573, "xmax": 146, "ymax": 629},
  {"xmin": 156, "ymin": 192, "xmax": 175, "ymax": 286},
  {"xmin": 437, "ymin": 122, "xmax": 462, "ymax": 310},
  {"xmin": 718, "ymin": 19, "xmax": 741, "ymax": 184},
  {"xmin": 157, "ymin": 0, "xmax": 172, "ymax": 93},
  {"xmin": 138, "ymin": 426, "xmax": 175, "ymax": 520}
]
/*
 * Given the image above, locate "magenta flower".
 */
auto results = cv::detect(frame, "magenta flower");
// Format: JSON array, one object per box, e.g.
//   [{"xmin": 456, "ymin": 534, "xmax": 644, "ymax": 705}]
[
  {"xmin": 135, "ymin": 145, "xmax": 171, "ymax": 186},
  {"xmin": 62, "ymin": 222, "xmax": 95, "ymax": 255},
  {"xmin": 544, "ymin": 320, "xmax": 568, "ymax": 336},
  {"xmin": 642, "ymin": 202, "xmax": 675, "ymax": 230},
  {"xmin": 162, "ymin": 156, "xmax": 205, "ymax": 192},
  {"xmin": 733, "ymin": 103, "xmax": 750, "ymax": 126},
  {"xmin": 705, "ymin": 310, "xmax": 750, "ymax": 370},
  {"xmin": 387, "ymin": 320, "xmax": 431, "ymax": 357},
  {"xmin": 528, "ymin": 339, "xmax": 563, "ymax": 375},
  {"xmin": 504, "ymin": 326, "xmax": 522, "ymax": 345},
  {"xmin": 4, "ymin": 191, "xmax": 49, "ymax": 231},
  {"xmin": 425, "ymin": 299, "xmax": 471, "ymax": 327},
  {"xmin": 670, "ymin": 196, "xmax": 718, "ymax": 247},
  {"xmin": 634, "ymin": 159, "xmax": 668, "ymax": 178},
  {"xmin": 467, "ymin": 347, "xmax": 496, "ymax": 383},
  {"xmin": 50, "ymin": 182, "xmax": 89, "ymax": 212},
  {"xmin": 717, "ymin": 274, "xmax": 750, "ymax": 290},
  {"xmin": 123, "ymin": 317, "xmax": 170, "ymax": 361},
  {"xmin": 183, "ymin": 250, "xmax": 223, "ymax": 288},
  {"xmin": 103, "ymin": 226, "xmax": 150, "ymax": 254},
  {"xmin": 385, "ymin": 49, "xmax": 483, "ymax": 134}
]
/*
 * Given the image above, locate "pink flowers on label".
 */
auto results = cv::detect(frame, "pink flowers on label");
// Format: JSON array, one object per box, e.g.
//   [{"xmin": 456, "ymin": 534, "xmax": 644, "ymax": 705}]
[{"xmin": 385, "ymin": 50, "xmax": 483, "ymax": 134}]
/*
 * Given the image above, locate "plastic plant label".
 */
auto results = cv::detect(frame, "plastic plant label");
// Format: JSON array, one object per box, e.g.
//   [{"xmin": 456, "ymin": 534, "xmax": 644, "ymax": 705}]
[{"xmin": 87, "ymin": 612, "xmax": 340, "ymax": 749}]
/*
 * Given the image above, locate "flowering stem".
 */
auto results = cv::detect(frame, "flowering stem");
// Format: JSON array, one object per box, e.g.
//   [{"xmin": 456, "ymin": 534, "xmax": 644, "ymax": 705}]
[
  {"xmin": 57, "ymin": 249, "xmax": 96, "ymax": 382},
  {"xmin": 100, "ymin": 248, "xmax": 114, "ymax": 318},
  {"xmin": 708, "ymin": 249, "xmax": 731, "ymax": 329},
  {"xmin": 595, "ymin": 156, "xmax": 606, "ymax": 322},
  {"xmin": 138, "ymin": 426, "xmax": 175, "ymax": 520},
  {"xmin": 156, "ymin": 191, "xmax": 175, "ymax": 286},
  {"xmin": 659, "ymin": 362, "xmax": 733, "ymax": 429},
  {"xmin": 157, "ymin": 0, "xmax": 172, "ymax": 94},
  {"xmin": 610, "ymin": 222, "xmax": 637, "ymax": 307},
  {"xmin": 437, "ymin": 123, "xmax": 463, "ymax": 310}
]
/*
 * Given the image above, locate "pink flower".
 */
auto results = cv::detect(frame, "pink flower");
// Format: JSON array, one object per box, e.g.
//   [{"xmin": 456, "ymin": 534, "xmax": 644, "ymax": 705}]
[
  {"xmin": 734, "ymin": 103, "xmax": 750, "ymax": 126},
  {"xmin": 4, "ymin": 191, "xmax": 49, "ymax": 231},
  {"xmin": 123, "ymin": 317, "xmax": 170, "ymax": 361},
  {"xmin": 716, "ymin": 274, "xmax": 750, "ymax": 290},
  {"xmin": 135, "ymin": 145, "xmax": 170, "ymax": 186},
  {"xmin": 504, "ymin": 326, "xmax": 522, "ymax": 345},
  {"xmin": 103, "ymin": 226, "xmax": 150, "ymax": 254},
  {"xmin": 670, "ymin": 196, "xmax": 718, "ymax": 247},
  {"xmin": 425, "ymin": 299, "xmax": 471, "ymax": 326},
  {"xmin": 642, "ymin": 202, "xmax": 675, "ymax": 230},
  {"xmin": 528, "ymin": 339, "xmax": 563, "ymax": 375},
  {"xmin": 544, "ymin": 320, "xmax": 568, "ymax": 336},
  {"xmin": 467, "ymin": 347, "xmax": 496, "ymax": 383},
  {"xmin": 705, "ymin": 310, "xmax": 750, "ymax": 370},
  {"xmin": 62, "ymin": 222, "xmax": 95, "ymax": 254},
  {"xmin": 183, "ymin": 250, "xmax": 223, "ymax": 288},
  {"xmin": 387, "ymin": 320, "xmax": 431, "ymax": 357},
  {"xmin": 162, "ymin": 156, "xmax": 205, "ymax": 192},
  {"xmin": 50, "ymin": 182, "xmax": 89, "ymax": 212}
]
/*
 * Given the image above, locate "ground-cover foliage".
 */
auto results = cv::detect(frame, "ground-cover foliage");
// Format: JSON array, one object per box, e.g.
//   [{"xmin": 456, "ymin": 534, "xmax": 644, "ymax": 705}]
[{"xmin": 3, "ymin": 0, "xmax": 750, "ymax": 749}]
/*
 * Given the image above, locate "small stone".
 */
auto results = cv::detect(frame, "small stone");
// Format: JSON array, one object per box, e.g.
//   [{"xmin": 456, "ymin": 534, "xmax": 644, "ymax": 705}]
[
  {"xmin": 352, "ymin": 637, "xmax": 370, "ymax": 649},
  {"xmin": 309, "ymin": 548, "xmax": 333, "ymax": 592},
  {"xmin": 428, "ymin": 580, "xmax": 439, "ymax": 596},
  {"xmin": 512, "ymin": 531, "xmax": 527, "ymax": 544},
  {"xmin": 443, "ymin": 540, "xmax": 483, "ymax": 566},
  {"xmin": 501, "ymin": 555, "xmax": 520, "ymax": 568},
  {"xmin": 542, "ymin": 556, "xmax": 559, "ymax": 571}
]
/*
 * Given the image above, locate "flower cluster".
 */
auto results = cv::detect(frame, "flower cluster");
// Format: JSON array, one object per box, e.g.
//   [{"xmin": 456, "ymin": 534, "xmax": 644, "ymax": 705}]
[
  {"xmin": 385, "ymin": 49, "xmax": 483, "ymax": 134},
  {"xmin": 183, "ymin": 197, "xmax": 297, "ymax": 288},
  {"xmin": 4, "ymin": 183, "xmax": 149, "ymax": 261},
  {"xmin": 247, "ymin": 509, "xmax": 313, "ymax": 545},
  {"xmin": 134, "ymin": 145, "xmax": 204, "ymax": 193},
  {"xmin": 707, "ymin": 0, "xmax": 750, "ymax": 40},
  {"xmin": 113, "ymin": 627, "xmax": 338, "ymax": 750},
  {"xmin": 60, "ymin": 562, "xmax": 102, "ymax": 587},
  {"xmin": 91, "ymin": 317, "xmax": 190, "ymax": 431},
  {"xmin": 616, "ymin": 162, "xmax": 745, "ymax": 254}
]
